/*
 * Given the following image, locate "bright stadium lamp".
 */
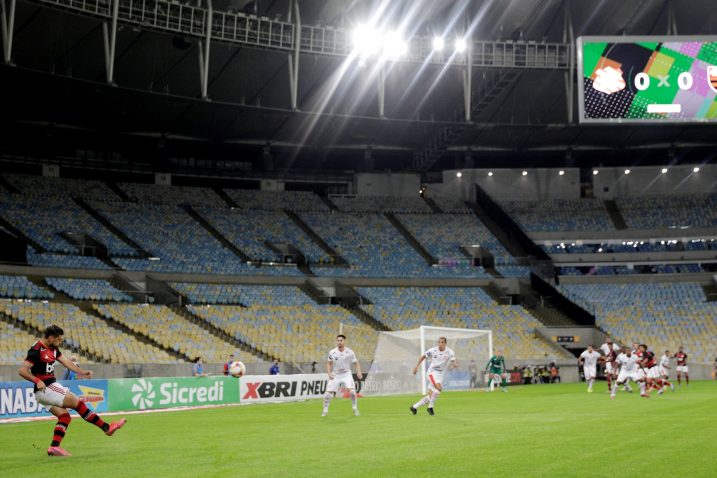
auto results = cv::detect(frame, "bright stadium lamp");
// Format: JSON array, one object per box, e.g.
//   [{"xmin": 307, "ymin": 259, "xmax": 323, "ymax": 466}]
[
  {"xmin": 353, "ymin": 25, "xmax": 381, "ymax": 57},
  {"xmin": 693, "ymin": 166, "xmax": 700, "ymax": 173},
  {"xmin": 661, "ymin": 168, "xmax": 668, "ymax": 173},
  {"xmin": 432, "ymin": 37, "xmax": 445, "ymax": 51},
  {"xmin": 488, "ymin": 171, "xmax": 493, "ymax": 176},
  {"xmin": 455, "ymin": 38, "xmax": 467, "ymax": 53},
  {"xmin": 593, "ymin": 169, "xmax": 599, "ymax": 175},
  {"xmin": 456, "ymin": 172, "xmax": 463, "ymax": 178},
  {"xmin": 624, "ymin": 169, "xmax": 630, "ymax": 175},
  {"xmin": 383, "ymin": 31, "xmax": 407, "ymax": 58},
  {"xmin": 559, "ymin": 170, "xmax": 565, "ymax": 176},
  {"xmin": 522, "ymin": 171, "xmax": 528, "ymax": 176}
]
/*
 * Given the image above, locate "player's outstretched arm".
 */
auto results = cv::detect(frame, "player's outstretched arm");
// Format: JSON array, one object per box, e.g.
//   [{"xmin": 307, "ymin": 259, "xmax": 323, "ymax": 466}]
[
  {"xmin": 58, "ymin": 354, "xmax": 92, "ymax": 379},
  {"xmin": 326, "ymin": 360, "xmax": 334, "ymax": 380},
  {"xmin": 412, "ymin": 355, "xmax": 426, "ymax": 375}
]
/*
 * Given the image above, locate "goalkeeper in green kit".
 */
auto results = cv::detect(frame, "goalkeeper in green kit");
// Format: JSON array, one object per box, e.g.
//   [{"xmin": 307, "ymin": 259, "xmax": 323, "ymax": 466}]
[{"xmin": 485, "ymin": 351, "xmax": 508, "ymax": 392}]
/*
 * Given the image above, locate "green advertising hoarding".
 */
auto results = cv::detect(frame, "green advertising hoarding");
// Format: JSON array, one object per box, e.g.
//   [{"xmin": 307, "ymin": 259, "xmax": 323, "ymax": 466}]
[{"xmin": 109, "ymin": 376, "xmax": 239, "ymax": 411}]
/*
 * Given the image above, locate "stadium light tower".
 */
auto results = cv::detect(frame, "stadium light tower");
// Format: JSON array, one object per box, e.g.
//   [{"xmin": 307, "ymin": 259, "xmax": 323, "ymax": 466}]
[
  {"xmin": 353, "ymin": 25, "xmax": 381, "ymax": 57},
  {"xmin": 455, "ymin": 38, "xmax": 467, "ymax": 53},
  {"xmin": 383, "ymin": 31, "xmax": 407, "ymax": 59}
]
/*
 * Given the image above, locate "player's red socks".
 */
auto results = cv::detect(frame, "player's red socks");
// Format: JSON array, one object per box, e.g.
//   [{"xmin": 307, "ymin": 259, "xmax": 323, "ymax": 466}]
[
  {"xmin": 606, "ymin": 376, "xmax": 612, "ymax": 391},
  {"xmin": 51, "ymin": 413, "xmax": 71, "ymax": 446},
  {"xmin": 74, "ymin": 401, "xmax": 109, "ymax": 432}
]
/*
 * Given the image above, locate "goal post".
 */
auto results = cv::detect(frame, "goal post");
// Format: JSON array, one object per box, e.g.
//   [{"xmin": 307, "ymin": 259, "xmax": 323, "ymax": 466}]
[{"xmin": 363, "ymin": 325, "xmax": 492, "ymax": 396}]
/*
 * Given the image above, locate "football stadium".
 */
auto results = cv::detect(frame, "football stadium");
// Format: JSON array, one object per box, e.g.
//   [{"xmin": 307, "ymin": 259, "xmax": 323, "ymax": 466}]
[{"xmin": 1, "ymin": 0, "xmax": 716, "ymax": 476}]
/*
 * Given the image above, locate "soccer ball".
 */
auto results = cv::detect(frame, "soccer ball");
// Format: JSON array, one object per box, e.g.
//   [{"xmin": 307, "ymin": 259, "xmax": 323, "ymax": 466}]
[{"xmin": 229, "ymin": 361, "xmax": 246, "ymax": 378}]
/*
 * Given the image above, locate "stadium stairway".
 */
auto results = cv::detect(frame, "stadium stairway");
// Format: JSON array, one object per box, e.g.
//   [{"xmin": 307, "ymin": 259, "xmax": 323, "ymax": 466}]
[
  {"xmin": 384, "ymin": 213, "xmax": 437, "ymax": 266},
  {"xmin": 215, "ymin": 188, "xmax": 239, "ymax": 208},
  {"xmin": 105, "ymin": 182, "xmax": 131, "ymax": 201},
  {"xmin": 182, "ymin": 205, "xmax": 252, "ymax": 262},
  {"xmin": 319, "ymin": 196, "xmax": 340, "ymax": 211},
  {"xmin": 0, "ymin": 307, "xmax": 101, "ymax": 363},
  {"xmin": 343, "ymin": 303, "xmax": 390, "ymax": 332},
  {"xmin": 0, "ymin": 214, "xmax": 46, "ymax": 253},
  {"xmin": 421, "ymin": 196, "xmax": 442, "ymax": 213},
  {"xmin": 702, "ymin": 283, "xmax": 717, "ymax": 302},
  {"xmin": 604, "ymin": 199, "xmax": 628, "ymax": 230},
  {"xmin": 0, "ymin": 175, "xmax": 20, "ymax": 193},
  {"xmin": 284, "ymin": 210, "xmax": 349, "ymax": 265},
  {"xmin": 87, "ymin": 304, "xmax": 191, "ymax": 362},
  {"xmin": 73, "ymin": 198, "xmax": 148, "ymax": 257},
  {"xmin": 173, "ymin": 305, "xmax": 272, "ymax": 362}
]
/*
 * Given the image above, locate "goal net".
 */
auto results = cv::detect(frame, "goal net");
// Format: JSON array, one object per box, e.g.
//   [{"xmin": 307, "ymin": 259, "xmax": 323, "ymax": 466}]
[{"xmin": 362, "ymin": 326, "xmax": 492, "ymax": 396}]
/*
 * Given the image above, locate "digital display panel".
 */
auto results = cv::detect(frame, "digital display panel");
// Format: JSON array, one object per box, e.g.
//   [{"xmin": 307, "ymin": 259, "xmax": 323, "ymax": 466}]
[{"xmin": 578, "ymin": 36, "xmax": 717, "ymax": 123}]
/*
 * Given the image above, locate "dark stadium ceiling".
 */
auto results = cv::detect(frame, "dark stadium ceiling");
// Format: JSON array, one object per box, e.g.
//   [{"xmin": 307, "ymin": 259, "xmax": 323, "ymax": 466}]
[{"xmin": 1, "ymin": 0, "xmax": 717, "ymax": 173}]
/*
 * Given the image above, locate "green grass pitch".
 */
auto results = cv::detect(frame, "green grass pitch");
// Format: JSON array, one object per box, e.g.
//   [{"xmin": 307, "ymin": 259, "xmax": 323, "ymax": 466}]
[{"xmin": 2, "ymin": 381, "xmax": 715, "ymax": 477}]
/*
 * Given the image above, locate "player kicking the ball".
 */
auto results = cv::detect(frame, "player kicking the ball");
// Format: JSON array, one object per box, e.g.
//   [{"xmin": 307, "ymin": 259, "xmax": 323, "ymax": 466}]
[
  {"xmin": 322, "ymin": 334, "xmax": 362, "ymax": 417},
  {"xmin": 18, "ymin": 325, "xmax": 126, "ymax": 456},
  {"xmin": 410, "ymin": 336, "xmax": 457, "ymax": 416}
]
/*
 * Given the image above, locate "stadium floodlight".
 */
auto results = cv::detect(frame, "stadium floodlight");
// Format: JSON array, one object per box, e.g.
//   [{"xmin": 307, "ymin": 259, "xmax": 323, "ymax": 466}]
[
  {"xmin": 624, "ymin": 169, "xmax": 631, "ymax": 175},
  {"xmin": 455, "ymin": 38, "xmax": 467, "ymax": 53},
  {"xmin": 353, "ymin": 25, "xmax": 382, "ymax": 57},
  {"xmin": 488, "ymin": 171, "xmax": 493, "ymax": 176},
  {"xmin": 432, "ymin": 37, "xmax": 445, "ymax": 51},
  {"xmin": 559, "ymin": 170, "xmax": 565, "ymax": 176},
  {"xmin": 693, "ymin": 167, "xmax": 700, "ymax": 173},
  {"xmin": 593, "ymin": 169, "xmax": 599, "ymax": 175},
  {"xmin": 522, "ymin": 170, "xmax": 528, "ymax": 176},
  {"xmin": 661, "ymin": 168, "xmax": 668, "ymax": 173},
  {"xmin": 456, "ymin": 172, "xmax": 463, "ymax": 178},
  {"xmin": 383, "ymin": 31, "xmax": 407, "ymax": 58}
]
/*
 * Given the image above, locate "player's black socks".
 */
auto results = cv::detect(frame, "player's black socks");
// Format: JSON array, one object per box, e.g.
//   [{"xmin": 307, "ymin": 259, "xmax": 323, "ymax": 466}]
[{"xmin": 75, "ymin": 401, "xmax": 109, "ymax": 431}]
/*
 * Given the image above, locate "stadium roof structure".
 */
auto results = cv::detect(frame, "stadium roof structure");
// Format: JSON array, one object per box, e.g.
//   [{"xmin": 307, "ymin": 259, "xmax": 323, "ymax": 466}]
[{"xmin": 1, "ymin": 0, "xmax": 716, "ymax": 173}]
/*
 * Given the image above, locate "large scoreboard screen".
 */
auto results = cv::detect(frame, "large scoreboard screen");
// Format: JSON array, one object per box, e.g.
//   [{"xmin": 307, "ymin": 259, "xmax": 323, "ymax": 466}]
[{"xmin": 578, "ymin": 36, "xmax": 717, "ymax": 123}]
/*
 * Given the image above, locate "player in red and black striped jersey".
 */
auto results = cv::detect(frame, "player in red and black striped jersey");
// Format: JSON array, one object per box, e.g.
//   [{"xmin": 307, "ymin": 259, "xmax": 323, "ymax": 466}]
[
  {"xmin": 673, "ymin": 346, "xmax": 689, "ymax": 386},
  {"xmin": 18, "ymin": 324, "xmax": 127, "ymax": 457},
  {"xmin": 637, "ymin": 344, "xmax": 671, "ymax": 395}
]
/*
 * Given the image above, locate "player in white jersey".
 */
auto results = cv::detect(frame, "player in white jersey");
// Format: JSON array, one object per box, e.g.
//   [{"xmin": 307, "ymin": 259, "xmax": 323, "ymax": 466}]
[
  {"xmin": 611, "ymin": 347, "xmax": 644, "ymax": 399},
  {"xmin": 658, "ymin": 350, "xmax": 675, "ymax": 392},
  {"xmin": 322, "ymin": 334, "xmax": 362, "ymax": 417},
  {"xmin": 600, "ymin": 337, "xmax": 621, "ymax": 391},
  {"xmin": 578, "ymin": 345, "xmax": 601, "ymax": 393},
  {"xmin": 409, "ymin": 337, "xmax": 457, "ymax": 416},
  {"xmin": 659, "ymin": 350, "xmax": 670, "ymax": 377}
]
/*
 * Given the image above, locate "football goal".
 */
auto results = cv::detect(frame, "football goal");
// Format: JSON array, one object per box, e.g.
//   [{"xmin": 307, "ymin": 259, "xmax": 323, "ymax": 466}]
[{"xmin": 363, "ymin": 326, "xmax": 492, "ymax": 396}]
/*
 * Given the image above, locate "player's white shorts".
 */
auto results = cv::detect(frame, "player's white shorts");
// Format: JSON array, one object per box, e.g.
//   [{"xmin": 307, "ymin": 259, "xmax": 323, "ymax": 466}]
[
  {"xmin": 427, "ymin": 370, "xmax": 445, "ymax": 390},
  {"xmin": 647, "ymin": 367, "xmax": 661, "ymax": 379},
  {"xmin": 584, "ymin": 366, "xmax": 597, "ymax": 381},
  {"xmin": 605, "ymin": 362, "xmax": 616, "ymax": 375},
  {"xmin": 659, "ymin": 366, "xmax": 669, "ymax": 377},
  {"xmin": 327, "ymin": 373, "xmax": 355, "ymax": 393},
  {"xmin": 676, "ymin": 365, "xmax": 689, "ymax": 373},
  {"xmin": 34, "ymin": 381, "xmax": 68, "ymax": 408},
  {"xmin": 617, "ymin": 370, "xmax": 640, "ymax": 383},
  {"xmin": 636, "ymin": 368, "xmax": 647, "ymax": 381}
]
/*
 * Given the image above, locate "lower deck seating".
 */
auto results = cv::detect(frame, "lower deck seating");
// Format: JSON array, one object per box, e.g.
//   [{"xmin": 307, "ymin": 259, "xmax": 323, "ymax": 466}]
[
  {"xmin": 560, "ymin": 282, "xmax": 717, "ymax": 363},
  {"xmin": 94, "ymin": 304, "xmax": 262, "ymax": 363},
  {"xmin": 358, "ymin": 287, "xmax": 572, "ymax": 360},
  {"xmin": 1, "ymin": 302, "xmax": 178, "ymax": 364}
]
